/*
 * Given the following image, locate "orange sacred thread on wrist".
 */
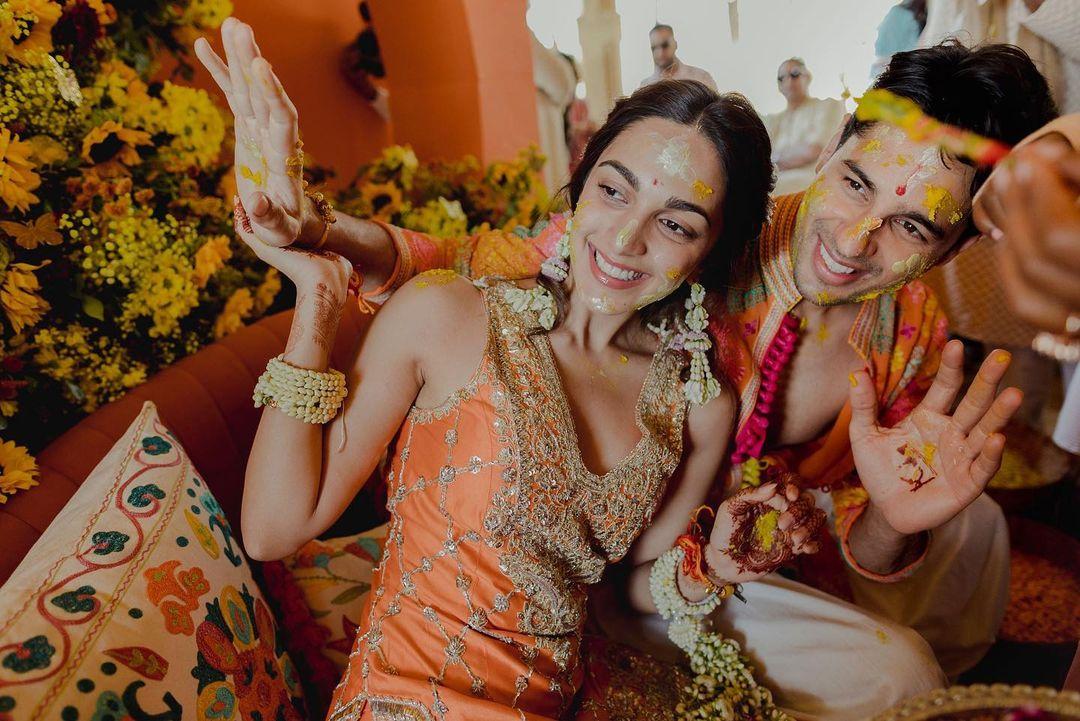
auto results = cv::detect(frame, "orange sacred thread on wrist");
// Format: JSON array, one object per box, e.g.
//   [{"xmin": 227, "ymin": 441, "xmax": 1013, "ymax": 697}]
[{"xmin": 676, "ymin": 505, "xmax": 716, "ymax": 585}]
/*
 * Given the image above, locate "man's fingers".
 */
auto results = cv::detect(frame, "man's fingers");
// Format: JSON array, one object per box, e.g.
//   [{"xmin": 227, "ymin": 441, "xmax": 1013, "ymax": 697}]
[
  {"xmin": 235, "ymin": 22, "xmax": 270, "ymax": 125},
  {"xmin": 963, "ymin": 387, "xmax": 1022, "ymax": 459},
  {"xmin": 194, "ymin": 37, "xmax": 233, "ymax": 95},
  {"xmin": 997, "ymin": 247, "xmax": 1076, "ymax": 334},
  {"xmin": 951, "ymin": 349, "xmax": 1011, "ymax": 433},
  {"xmin": 847, "ymin": 368, "xmax": 879, "ymax": 440},
  {"xmin": 918, "ymin": 339, "xmax": 966, "ymax": 414},
  {"xmin": 252, "ymin": 58, "xmax": 300, "ymax": 170},
  {"xmin": 221, "ymin": 17, "xmax": 256, "ymax": 121},
  {"xmin": 970, "ymin": 432, "xmax": 1007, "ymax": 490},
  {"xmin": 246, "ymin": 191, "xmax": 300, "ymax": 246}
]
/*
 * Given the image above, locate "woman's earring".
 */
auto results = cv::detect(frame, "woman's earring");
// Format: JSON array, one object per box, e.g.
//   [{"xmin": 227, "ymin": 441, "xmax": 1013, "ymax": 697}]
[
  {"xmin": 682, "ymin": 283, "xmax": 721, "ymax": 406},
  {"xmin": 541, "ymin": 217, "xmax": 572, "ymax": 282}
]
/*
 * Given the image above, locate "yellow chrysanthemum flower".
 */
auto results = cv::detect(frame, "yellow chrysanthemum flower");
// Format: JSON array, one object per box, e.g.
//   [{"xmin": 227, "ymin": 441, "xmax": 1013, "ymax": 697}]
[
  {"xmin": 180, "ymin": 0, "xmax": 232, "ymax": 29},
  {"xmin": 0, "ymin": 128, "xmax": 41, "ymax": 213},
  {"xmin": 84, "ymin": 60, "xmax": 150, "ymax": 120},
  {"xmin": 193, "ymin": 234, "xmax": 232, "ymax": 288},
  {"xmin": 0, "ymin": 438, "xmax": 38, "ymax": 503},
  {"xmin": 0, "ymin": 0, "xmax": 61, "ymax": 65},
  {"xmin": 214, "ymin": 287, "xmax": 254, "ymax": 339},
  {"xmin": 0, "ymin": 261, "xmax": 49, "ymax": 334},
  {"xmin": 81, "ymin": 120, "xmax": 152, "ymax": 166},
  {"xmin": 147, "ymin": 82, "xmax": 226, "ymax": 171},
  {"xmin": 34, "ymin": 324, "xmax": 147, "ymax": 412}
]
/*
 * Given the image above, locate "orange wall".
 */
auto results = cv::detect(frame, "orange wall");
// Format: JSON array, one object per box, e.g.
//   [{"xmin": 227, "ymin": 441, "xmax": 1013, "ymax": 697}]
[
  {"xmin": 370, "ymin": 0, "xmax": 539, "ymax": 163},
  {"xmin": 189, "ymin": 0, "xmax": 392, "ymax": 189},
  {"xmin": 187, "ymin": 1, "xmax": 538, "ymax": 185}
]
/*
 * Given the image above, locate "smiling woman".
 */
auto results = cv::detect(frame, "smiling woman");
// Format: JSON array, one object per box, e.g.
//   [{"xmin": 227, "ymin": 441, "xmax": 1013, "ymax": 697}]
[{"xmin": 538, "ymin": 80, "xmax": 774, "ymax": 334}]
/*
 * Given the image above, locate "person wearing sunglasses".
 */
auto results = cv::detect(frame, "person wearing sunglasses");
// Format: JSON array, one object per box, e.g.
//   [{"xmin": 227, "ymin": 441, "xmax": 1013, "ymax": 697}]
[
  {"xmin": 764, "ymin": 57, "xmax": 846, "ymax": 195},
  {"xmin": 639, "ymin": 23, "xmax": 718, "ymax": 93}
]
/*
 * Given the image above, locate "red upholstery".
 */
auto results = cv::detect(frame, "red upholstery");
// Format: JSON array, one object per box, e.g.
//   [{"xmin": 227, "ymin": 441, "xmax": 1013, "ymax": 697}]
[{"xmin": 0, "ymin": 303, "xmax": 375, "ymax": 586}]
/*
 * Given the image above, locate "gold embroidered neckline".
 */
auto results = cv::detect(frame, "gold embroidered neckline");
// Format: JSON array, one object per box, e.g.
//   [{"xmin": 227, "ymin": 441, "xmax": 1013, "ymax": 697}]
[{"xmin": 534, "ymin": 332, "xmax": 669, "ymax": 482}]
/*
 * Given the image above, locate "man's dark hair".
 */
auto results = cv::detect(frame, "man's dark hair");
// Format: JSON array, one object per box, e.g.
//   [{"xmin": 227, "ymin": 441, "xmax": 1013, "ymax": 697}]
[
  {"xmin": 839, "ymin": 41, "xmax": 1058, "ymax": 196},
  {"xmin": 650, "ymin": 23, "xmax": 674, "ymax": 36},
  {"xmin": 539, "ymin": 80, "xmax": 774, "ymax": 333}
]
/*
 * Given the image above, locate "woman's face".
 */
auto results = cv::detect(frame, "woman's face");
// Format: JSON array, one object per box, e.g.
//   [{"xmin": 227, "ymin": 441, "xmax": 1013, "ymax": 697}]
[{"xmin": 567, "ymin": 117, "xmax": 726, "ymax": 315}]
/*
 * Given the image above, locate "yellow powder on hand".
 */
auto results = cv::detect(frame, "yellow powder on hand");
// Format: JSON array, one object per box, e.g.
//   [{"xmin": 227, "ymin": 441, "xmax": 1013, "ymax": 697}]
[{"xmin": 753, "ymin": 509, "xmax": 781, "ymax": 552}]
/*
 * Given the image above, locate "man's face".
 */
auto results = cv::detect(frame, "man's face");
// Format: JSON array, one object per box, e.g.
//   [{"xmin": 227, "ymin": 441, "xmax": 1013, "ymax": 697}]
[
  {"xmin": 777, "ymin": 61, "xmax": 809, "ymax": 103},
  {"xmin": 651, "ymin": 29, "xmax": 676, "ymax": 69},
  {"xmin": 791, "ymin": 123, "xmax": 977, "ymax": 306}
]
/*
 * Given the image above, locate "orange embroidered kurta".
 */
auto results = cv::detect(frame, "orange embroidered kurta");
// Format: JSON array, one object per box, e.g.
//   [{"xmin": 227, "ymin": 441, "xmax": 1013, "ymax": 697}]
[
  {"xmin": 328, "ymin": 280, "xmax": 688, "ymax": 721},
  {"xmin": 373, "ymin": 192, "xmax": 948, "ymax": 587}
]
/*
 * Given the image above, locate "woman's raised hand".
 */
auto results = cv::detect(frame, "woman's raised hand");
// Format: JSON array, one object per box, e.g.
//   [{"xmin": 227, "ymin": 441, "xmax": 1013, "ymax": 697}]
[
  {"xmin": 705, "ymin": 479, "xmax": 824, "ymax": 585},
  {"xmin": 195, "ymin": 18, "xmax": 316, "ymax": 248}
]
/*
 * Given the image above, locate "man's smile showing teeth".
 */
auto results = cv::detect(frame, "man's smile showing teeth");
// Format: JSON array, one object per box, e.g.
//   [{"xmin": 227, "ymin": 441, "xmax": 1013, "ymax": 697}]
[{"xmin": 819, "ymin": 242, "xmax": 855, "ymax": 275}]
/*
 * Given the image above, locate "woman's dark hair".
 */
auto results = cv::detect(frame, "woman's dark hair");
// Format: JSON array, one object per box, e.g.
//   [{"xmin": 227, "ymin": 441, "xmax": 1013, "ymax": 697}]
[
  {"xmin": 840, "ymin": 41, "xmax": 1058, "ymax": 197},
  {"xmin": 538, "ymin": 79, "xmax": 774, "ymax": 334}
]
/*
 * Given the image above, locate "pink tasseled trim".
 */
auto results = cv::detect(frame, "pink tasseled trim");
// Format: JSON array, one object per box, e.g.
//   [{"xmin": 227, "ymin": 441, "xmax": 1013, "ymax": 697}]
[{"xmin": 730, "ymin": 313, "xmax": 801, "ymax": 464}]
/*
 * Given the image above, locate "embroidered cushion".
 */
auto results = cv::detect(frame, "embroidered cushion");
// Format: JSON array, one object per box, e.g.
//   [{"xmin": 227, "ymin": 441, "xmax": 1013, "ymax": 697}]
[
  {"xmin": 281, "ymin": 527, "xmax": 386, "ymax": 672},
  {"xmin": 0, "ymin": 401, "xmax": 304, "ymax": 721}
]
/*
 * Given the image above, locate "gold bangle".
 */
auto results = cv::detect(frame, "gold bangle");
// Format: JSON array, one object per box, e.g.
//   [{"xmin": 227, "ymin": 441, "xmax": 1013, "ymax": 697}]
[{"xmin": 303, "ymin": 181, "xmax": 336, "ymax": 250}]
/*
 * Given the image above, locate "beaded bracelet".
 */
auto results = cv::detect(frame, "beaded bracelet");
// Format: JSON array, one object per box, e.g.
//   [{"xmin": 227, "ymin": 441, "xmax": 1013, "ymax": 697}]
[{"xmin": 253, "ymin": 354, "xmax": 348, "ymax": 424}]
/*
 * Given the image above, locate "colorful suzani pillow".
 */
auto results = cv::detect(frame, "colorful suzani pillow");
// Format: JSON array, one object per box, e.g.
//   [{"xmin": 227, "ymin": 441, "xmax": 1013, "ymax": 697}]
[
  {"xmin": 280, "ymin": 526, "xmax": 387, "ymax": 671},
  {"xmin": 0, "ymin": 401, "xmax": 304, "ymax": 721}
]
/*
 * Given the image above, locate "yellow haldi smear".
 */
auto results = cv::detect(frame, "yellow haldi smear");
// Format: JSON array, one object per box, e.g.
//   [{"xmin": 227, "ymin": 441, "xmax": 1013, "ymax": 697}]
[
  {"xmin": 692, "ymin": 179, "xmax": 714, "ymax": 201},
  {"xmin": 891, "ymin": 253, "xmax": 925, "ymax": 276},
  {"xmin": 798, "ymin": 176, "xmax": 828, "ymax": 223},
  {"xmin": 753, "ymin": 509, "xmax": 781, "ymax": 551},
  {"xmin": 860, "ymin": 138, "xmax": 884, "ymax": 155},
  {"xmin": 921, "ymin": 442, "xmax": 937, "ymax": 465},
  {"xmin": 415, "ymin": 269, "xmax": 458, "ymax": 288},
  {"xmin": 847, "ymin": 216, "xmax": 883, "ymax": 243},
  {"xmin": 923, "ymin": 185, "xmax": 959, "ymax": 223},
  {"xmin": 615, "ymin": 218, "xmax": 639, "ymax": 249},
  {"xmin": 815, "ymin": 290, "xmax": 834, "ymax": 305},
  {"xmin": 665, "ymin": 267, "xmax": 681, "ymax": 281},
  {"xmin": 240, "ymin": 164, "xmax": 265, "ymax": 187}
]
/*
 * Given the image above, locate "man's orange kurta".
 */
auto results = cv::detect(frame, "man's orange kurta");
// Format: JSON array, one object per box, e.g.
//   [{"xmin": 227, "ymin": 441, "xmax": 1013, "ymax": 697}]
[{"xmin": 370, "ymin": 191, "xmax": 949, "ymax": 586}]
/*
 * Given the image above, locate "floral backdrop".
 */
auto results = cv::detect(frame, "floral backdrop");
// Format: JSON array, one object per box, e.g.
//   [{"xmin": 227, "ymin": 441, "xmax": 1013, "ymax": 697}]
[{"xmin": 0, "ymin": 0, "xmax": 550, "ymax": 503}]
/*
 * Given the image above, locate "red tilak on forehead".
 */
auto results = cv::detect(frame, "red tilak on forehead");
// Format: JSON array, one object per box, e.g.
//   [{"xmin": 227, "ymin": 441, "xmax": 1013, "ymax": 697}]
[
  {"xmin": 652, "ymin": 178, "xmax": 659, "ymax": 186},
  {"xmin": 895, "ymin": 147, "xmax": 939, "ymax": 197}
]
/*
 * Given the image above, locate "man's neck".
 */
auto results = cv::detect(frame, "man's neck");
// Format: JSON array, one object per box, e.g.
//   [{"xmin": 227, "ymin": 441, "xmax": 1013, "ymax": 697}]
[{"xmin": 657, "ymin": 57, "xmax": 681, "ymax": 76}]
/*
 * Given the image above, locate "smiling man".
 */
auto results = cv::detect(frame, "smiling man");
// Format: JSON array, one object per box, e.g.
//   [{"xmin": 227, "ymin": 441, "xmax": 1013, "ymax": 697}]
[{"xmin": 202, "ymin": 24, "xmax": 1070, "ymax": 717}]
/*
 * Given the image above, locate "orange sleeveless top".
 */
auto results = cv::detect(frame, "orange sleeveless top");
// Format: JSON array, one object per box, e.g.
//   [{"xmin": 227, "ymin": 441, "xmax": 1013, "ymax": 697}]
[{"xmin": 327, "ymin": 280, "xmax": 688, "ymax": 721}]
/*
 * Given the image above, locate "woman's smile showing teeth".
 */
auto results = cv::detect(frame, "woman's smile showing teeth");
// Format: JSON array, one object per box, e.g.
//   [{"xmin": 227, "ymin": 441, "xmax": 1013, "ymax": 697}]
[{"xmin": 588, "ymin": 241, "xmax": 648, "ymax": 288}]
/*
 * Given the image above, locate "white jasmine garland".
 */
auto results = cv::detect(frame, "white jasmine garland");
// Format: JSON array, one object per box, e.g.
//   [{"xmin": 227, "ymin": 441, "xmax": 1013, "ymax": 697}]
[{"xmin": 649, "ymin": 547, "xmax": 793, "ymax": 721}]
